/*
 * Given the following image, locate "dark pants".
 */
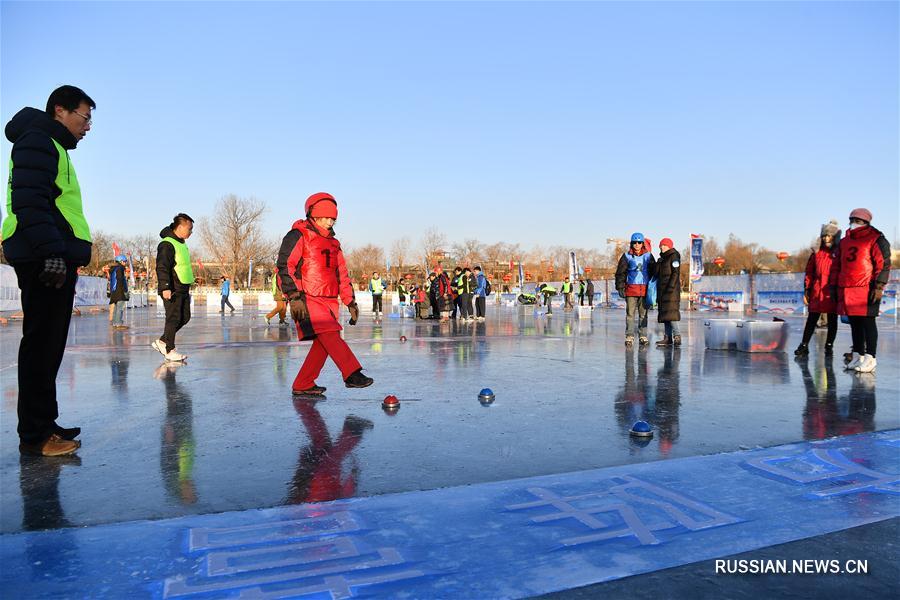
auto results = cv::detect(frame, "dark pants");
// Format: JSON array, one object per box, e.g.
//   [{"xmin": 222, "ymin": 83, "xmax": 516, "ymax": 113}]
[
  {"xmin": 543, "ymin": 293, "xmax": 554, "ymax": 313},
  {"xmin": 161, "ymin": 293, "xmax": 191, "ymax": 353},
  {"xmin": 430, "ymin": 297, "xmax": 439, "ymax": 318},
  {"xmin": 848, "ymin": 316, "xmax": 878, "ymax": 357},
  {"xmin": 220, "ymin": 294, "xmax": 234, "ymax": 312},
  {"xmin": 14, "ymin": 262, "xmax": 78, "ymax": 444},
  {"xmin": 458, "ymin": 293, "xmax": 472, "ymax": 318},
  {"xmin": 372, "ymin": 294, "xmax": 383, "ymax": 313},
  {"xmin": 475, "ymin": 296, "xmax": 486, "ymax": 318},
  {"xmin": 579, "ymin": 293, "xmax": 585, "ymax": 306},
  {"xmin": 801, "ymin": 312, "xmax": 838, "ymax": 346}
]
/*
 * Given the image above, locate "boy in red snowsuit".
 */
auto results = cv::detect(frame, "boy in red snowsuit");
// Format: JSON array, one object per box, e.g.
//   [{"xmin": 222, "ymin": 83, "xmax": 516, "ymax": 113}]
[{"xmin": 276, "ymin": 193, "xmax": 373, "ymax": 395}]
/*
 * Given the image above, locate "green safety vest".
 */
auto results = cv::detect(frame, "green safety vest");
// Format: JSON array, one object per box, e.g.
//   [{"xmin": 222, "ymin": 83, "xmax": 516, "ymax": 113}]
[
  {"xmin": 3, "ymin": 138, "xmax": 92, "ymax": 243},
  {"xmin": 543, "ymin": 285, "xmax": 557, "ymax": 293},
  {"xmin": 561, "ymin": 282, "xmax": 571, "ymax": 293},
  {"xmin": 162, "ymin": 237, "xmax": 195, "ymax": 285},
  {"xmin": 370, "ymin": 278, "xmax": 384, "ymax": 294}
]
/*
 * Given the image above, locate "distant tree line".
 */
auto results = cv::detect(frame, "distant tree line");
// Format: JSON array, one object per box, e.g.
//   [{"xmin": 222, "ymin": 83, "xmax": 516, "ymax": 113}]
[{"xmin": 5, "ymin": 195, "xmax": 889, "ymax": 293}]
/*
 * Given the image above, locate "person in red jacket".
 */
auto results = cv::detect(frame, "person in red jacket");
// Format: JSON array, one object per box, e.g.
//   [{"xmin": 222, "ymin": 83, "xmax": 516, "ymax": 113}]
[
  {"xmin": 829, "ymin": 208, "xmax": 891, "ymax": 374},
  {"xmin": 276, "ymin": 193, "xmax": 373, "ymax": 394},
  {"xmin": 795, "ymin": 220, "xmax": 841, "ymax": 357}
]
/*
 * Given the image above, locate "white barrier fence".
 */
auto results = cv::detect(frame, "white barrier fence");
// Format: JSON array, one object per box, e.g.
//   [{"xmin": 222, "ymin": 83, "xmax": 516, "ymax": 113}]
[{"xmin": 1, "ymin": 263, "xmax": 148, "ymax": 312}]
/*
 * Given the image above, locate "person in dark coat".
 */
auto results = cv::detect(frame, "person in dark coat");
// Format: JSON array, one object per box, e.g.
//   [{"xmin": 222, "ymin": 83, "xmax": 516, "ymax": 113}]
[
  {"xmin": 585, "ymin": 278, "xmax": 595, "ymax": 307},
  {"xmin": 655, "ymin": 238, "xmax": 682, "ymax": 347},
  {"xmin": 3, "ymin": 85, "xmax": 95, "ymax": 457},
  {"xmin": 108, "ymin": 255, "xmax": 130, "ymax": 329}
]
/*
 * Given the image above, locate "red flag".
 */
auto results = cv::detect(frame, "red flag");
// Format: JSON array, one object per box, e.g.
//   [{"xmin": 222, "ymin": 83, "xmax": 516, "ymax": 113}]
[
  {"xmin": 509, "ymin": 258, "xmax": 514, "ymax": 270},
  {"xmin": 112, "ymin": 242, "xmax": 121, "ymax": 256}
]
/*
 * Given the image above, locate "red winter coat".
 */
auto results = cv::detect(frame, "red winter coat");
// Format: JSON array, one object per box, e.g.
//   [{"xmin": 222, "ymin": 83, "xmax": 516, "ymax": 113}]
[
  {"xmin": 804, "ymin": 248, "xmax": 837, "ymax": 313},
  {"xmin": 829, "ymin": 225, "xmax": 891, "ymax": 317},
  {"xmin": 276, "ymin": 219, "xmax": 355, "ymax": 340}
]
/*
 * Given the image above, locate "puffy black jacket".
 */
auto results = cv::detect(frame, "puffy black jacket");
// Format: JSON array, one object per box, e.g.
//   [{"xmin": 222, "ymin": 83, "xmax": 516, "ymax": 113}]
[
  {"xmin": 656, "ymin": 249, "xmax": 682, "ymax": 322},
  {"xmin": 3, "ymin": 107, "xmax": 91, "ymax": 265}
]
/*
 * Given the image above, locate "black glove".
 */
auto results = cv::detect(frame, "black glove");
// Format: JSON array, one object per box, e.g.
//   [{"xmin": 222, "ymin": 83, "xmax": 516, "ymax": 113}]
[
  {"xmin": 617, "ymin": 288, "xmax": 625, "ymax": 299},
  {"xmin": 829, "ymin": 286, "xmax": 838, "ymax": 302},
  {"xmin": 347, "ymin": 301, "xmax": 359, "ymax": 325},
  {"xmin": 869, "ymin": 285, "xmax": 884, "ymax": 305},
  {"xmin": 38, "ymin": 257, "xmax": 67, "ymax": 289},
  {"xmin": 289, "ymin": 293, "xmax": 309, "ymax": 322}
]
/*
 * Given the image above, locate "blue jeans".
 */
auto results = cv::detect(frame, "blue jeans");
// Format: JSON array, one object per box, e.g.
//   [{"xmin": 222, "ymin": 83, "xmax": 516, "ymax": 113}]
[
  {"xmin": 664, "ymin": 321, "xmax": 681, "ymax": 338},
  {"xmin": 112, "ymin": 300, "xmax": 127, "ymax": 325}
]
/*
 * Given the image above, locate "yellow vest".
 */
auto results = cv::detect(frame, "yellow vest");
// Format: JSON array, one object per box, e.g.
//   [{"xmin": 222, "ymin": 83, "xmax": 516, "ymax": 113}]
[
  {"xmin": 3, "ymin": 139, "xmax": 91, "ymax": 243},
  {"xmin": 162, "ymin": 237, "xmax": 195, "ymax": 285}
]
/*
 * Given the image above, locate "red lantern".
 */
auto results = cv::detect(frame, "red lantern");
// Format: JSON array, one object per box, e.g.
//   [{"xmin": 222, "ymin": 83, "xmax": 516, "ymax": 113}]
[
  {"xmin": 713, "ymin": 257, "xmax": 725, "ymax": 267},
  {"xmin": 584, "ymin": 267, "xmax": 592, "ymax": 274},
  {"xmin": 547, "ymin": 265, "xmax": 554, "ymax": 274},
  {"xmin": 503, "ymin": 273, "xmax": 512, "ymax": 282},
  {"xmin": 776, "ymin": 252, "xmax": 789, "ymax": 262}
]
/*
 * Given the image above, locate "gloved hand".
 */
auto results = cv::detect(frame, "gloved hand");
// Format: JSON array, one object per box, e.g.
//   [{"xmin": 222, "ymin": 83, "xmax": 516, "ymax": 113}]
[
  {"xmin": 869, "ymin": 284, "xmax": 884, "ymax": 305},
  {"xmin": 617, "ymin": 289, "xmax": 625, "ymax": 300},
  {"xmin": 347, "ymin": 301, "xmax": 359, "ymax": 325},
  {"xmin": 289, "ymin": 293, "xmax": 309, "ymax": 322},
  {"xmin": 38, "ymin": 257, "xmax": 67, "ymax": 289},
  {"xmin": 829, "ymin": 286, "xmax": 838, "ymax": 302}
]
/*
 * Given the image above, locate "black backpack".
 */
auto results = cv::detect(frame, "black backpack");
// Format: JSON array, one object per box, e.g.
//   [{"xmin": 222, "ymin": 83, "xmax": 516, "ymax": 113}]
[{"xmin": 484, "ymin": 278, "xmax": 493, "ymax": 295}]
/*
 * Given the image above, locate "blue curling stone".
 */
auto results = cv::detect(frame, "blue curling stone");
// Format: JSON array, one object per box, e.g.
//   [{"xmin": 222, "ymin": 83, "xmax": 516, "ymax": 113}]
[
  {"xmin": 478, "ymin": 388, "xmax": 495, "ymax": 405},
  {"xmin": 630, "ymin": 420, "xmax": 653, "ymax": 437}
]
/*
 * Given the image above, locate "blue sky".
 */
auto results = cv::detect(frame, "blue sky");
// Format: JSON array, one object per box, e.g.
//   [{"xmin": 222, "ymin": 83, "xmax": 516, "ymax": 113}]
[{"xmin": 2, "ymin": 1, "xmax": 897, "ymax": 254}]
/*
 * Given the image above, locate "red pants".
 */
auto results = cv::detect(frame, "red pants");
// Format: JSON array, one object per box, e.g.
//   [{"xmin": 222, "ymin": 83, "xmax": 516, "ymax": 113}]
[{"xmin": 292, "ymin": 331, "xmax": 362, "ymax": 391}]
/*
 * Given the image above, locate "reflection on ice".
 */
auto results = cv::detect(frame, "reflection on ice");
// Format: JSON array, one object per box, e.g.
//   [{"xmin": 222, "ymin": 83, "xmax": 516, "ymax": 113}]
[{"xmin": 0, "ymin": 307, "xmax": 896, "ymax": 533}]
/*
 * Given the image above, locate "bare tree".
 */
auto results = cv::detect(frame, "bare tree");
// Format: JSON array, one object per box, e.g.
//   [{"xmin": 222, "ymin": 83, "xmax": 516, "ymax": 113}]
[
  {"xmin": 197, "ymin": 194, "xmax": 274, "ymax": 287},
  {"xmin": 451, "ymin": 238, "xmax": 484, "ymax": 267},
  {"xmin": 345, "ymin": 244, "xmax": 385, "ymax": 282},
  {"xmin": 390, "ymin": 236, "xmax": 411, "ymax": 273},
  {"xmin": 419, "ymin": 226, "xmax": 448, "ymax": 268},
  {"xmin": 87, "ymin": 229, "xmax": 113, "ymax": 275}
]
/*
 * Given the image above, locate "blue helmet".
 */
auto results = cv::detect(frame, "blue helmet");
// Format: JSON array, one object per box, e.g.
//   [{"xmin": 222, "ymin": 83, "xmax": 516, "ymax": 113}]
[
  {"xmin": 630, "ymin": 232, "xmax": 645, "ymax": 243},
  {"xmin": 115, "ymin": 254, "xmax": 127, "ymax": 262}
]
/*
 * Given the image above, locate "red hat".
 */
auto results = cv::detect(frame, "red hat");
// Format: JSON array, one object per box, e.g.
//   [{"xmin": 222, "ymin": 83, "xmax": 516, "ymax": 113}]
[
  {"xmin": 849, "ymin": 208, "xmax": 872, "ymax": 223},
  {"xmin": 305, "ymin": 192, "xmax": 338, "ymax": 219},
  {"xmin": 660, "ymin": 237, "xmax": 674, "ymax": 248}
]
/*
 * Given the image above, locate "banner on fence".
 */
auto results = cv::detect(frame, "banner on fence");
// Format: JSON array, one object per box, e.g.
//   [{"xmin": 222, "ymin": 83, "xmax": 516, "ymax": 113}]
[
  {"xmin": 756, "ymin": 290, "xmax": 806, "ymax": 315},
  {"xmin": 696, "ymin": 291, "xmax": 744, "ymax": 312}
]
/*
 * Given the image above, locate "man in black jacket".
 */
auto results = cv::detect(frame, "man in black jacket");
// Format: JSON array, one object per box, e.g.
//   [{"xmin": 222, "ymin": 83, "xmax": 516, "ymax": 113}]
[
  {"xmin": 2, "ymin": 85, "xmax": 95, "ymax": 456},
  {"xmin": 153, "ymin": 214, "xmax": 195, "ymax": 362}
]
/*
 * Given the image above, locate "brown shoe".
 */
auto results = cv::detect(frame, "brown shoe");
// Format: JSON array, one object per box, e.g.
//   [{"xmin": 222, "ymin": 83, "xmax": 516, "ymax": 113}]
[{"xmin": 19, "ymin": 434, "xmax": 80, "ymax": 457}]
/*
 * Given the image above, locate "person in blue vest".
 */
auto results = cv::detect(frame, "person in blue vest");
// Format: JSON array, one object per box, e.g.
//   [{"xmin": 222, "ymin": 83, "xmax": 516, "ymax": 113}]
[
  {"xmin": 473, "ymin": 266, "xmax": 489, "ymax": 321},
  {"xmin": 108, "ymin": 255, "xmax": 130, "ymax": 329},
  {"xmin": 615, "ymin": 232, "xmax": 657, "ymax": 347},
  {"xmin": 3, "ymin": 85, "xmax": 95, "ymax": 456},
  {"xmin": 219, "ymin": 276, "xmax": 235, "ymax": 313},
  {"xmin": 368, "ymin": 271, "xmax": 385, "ymax": 318}
]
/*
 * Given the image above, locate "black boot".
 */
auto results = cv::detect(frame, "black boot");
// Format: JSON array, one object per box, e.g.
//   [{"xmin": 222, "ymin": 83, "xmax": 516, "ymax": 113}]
[
  {"xmin": 345, "ymin": 369, "xmax": 374, "ymax": 388},
  {"xmin": 823, "ymin": 343, "xmax": 833, "ymax": 356},
  {"xmin": 794, "ymin": 343, "xmax": 809, "ymax": 356}
]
